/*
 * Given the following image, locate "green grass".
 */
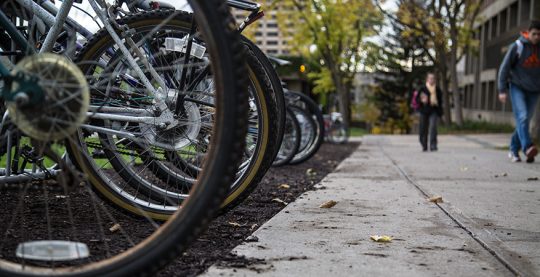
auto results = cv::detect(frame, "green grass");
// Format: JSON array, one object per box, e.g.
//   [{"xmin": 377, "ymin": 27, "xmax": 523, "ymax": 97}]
[
  {"xmin": 349, "ymin": 127, "xmax": 368, "ymax": 137},
  {"xmin": 439, "ymin": 120, "xmax": 514, "ymax": 135}
]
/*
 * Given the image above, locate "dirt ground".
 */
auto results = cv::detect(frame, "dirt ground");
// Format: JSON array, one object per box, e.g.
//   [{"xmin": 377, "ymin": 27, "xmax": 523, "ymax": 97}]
[
  {"xmin": 158, "ymin": 142, "xmax": 359, "ymax": 276},
  {"xmin": 0, "ymin": 142, "xmax": 357, "ymax": 275}
]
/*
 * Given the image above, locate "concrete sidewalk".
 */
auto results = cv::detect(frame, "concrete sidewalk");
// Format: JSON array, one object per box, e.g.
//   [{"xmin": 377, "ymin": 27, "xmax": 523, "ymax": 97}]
[{"xmin": 202, "ymin": 134, "xmax": 540, "ymax": 277}]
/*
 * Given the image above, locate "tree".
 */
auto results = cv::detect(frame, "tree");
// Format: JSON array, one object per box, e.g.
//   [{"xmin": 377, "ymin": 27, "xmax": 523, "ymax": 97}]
[
  {"xmin": 276, "ymin": 0, "xmax": 383, "ymax": 129},
  {"xmin": 378, "ymin": 0, "xmax": 481, "ymax": 126},
  {"xmin": 362, "ymin": 17, "xmax": 432, "ymax": 134}
]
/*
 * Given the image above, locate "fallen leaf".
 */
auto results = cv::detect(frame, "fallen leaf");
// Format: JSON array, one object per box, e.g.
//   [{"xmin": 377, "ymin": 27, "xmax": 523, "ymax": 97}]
[
  {"xmin": 319, "ymin": 200, "xmax": 338, "ymax": 208},
  {"xmin": 370, "ymin": 235, "xmax": 393, "ymax": 243},
  {"xmin": 502, "ymin": 173, "xmax": 508, "ymax": 177},
  {"xmin": 460, "ymin": 167, "xmax": 469, "ymax": 172},
  {"xmin": 272, "ymin": 198, "xmax": 288, "ymax": 205},
  {"xmin": 245, "ymin": 235, "xmax": 259, "ymax": 242},
  {"xmin": 527, "ymin": 177, "xmax": 539, "ymax": 181},
  {"xmin": 428, "ymin": 196, "xmax": 443, "ymax": 203},
  {"xmin": 306, "ymin": 168, "xmax": 317, "ymax": 176},
  {"xmin": 109, "ymin": 223, "xmax": 121, "ymax": 233},
  {"xmin": 250, "ymin": 223, "xmax": 258, "ymax": 231},
  {"xmin": 278, "ymin": 184, "xmax": 290, "ymax": 189},
  {"xmin": 228, "ymin": 221, "xmax": 242, "ymax": 227}
]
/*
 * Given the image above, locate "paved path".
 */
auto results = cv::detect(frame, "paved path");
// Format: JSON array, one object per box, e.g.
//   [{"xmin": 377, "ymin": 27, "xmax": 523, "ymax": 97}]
[{"xmin": 202, "ymin": 134, "xmax": 540, "ymax": 277}]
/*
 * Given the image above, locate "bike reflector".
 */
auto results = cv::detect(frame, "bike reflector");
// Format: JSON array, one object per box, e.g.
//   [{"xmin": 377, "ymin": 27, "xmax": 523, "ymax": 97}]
[
  {"xmin": 165, "ymin": 37, "xmax": 206, "ymax": 59},
  {"xmin": 16, "ymin": 240, "xmax": 90, "ymax": 261}
]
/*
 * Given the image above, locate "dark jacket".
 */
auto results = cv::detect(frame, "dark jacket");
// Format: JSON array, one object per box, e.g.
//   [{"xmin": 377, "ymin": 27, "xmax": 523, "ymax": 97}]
[
  {"xmin": 415, "ymin": 85, "xmax": 443, "ymax": 116},
  {"xmin": 497, "ymin": 33, "xmax": 540, "ymax": 94}
]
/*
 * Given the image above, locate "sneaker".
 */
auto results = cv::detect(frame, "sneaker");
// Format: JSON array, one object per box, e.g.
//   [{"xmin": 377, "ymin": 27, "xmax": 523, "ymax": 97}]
[
  {"xmin": 508, "ymin": 152, "xmax": 521, "ymax": 162},
  {"xmin": 525, "ymin": 145, "xmax": 538, "ymax": 163}
]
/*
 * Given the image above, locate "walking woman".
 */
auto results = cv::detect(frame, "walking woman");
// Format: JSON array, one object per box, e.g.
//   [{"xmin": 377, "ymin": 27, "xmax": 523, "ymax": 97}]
[{"xmin": 416, "ymin": 72, "xmax": 443, "ymax": 152}]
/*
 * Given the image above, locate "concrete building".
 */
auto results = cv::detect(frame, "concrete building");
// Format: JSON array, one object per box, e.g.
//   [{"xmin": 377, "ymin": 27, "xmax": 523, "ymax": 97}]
[
  {"xmin": 460, "ymin": 0, "xmax": 540, "ymax": 124},
  {"xmin": 232, "ymin": 5, "xmax": 291, "ymax": 55}
]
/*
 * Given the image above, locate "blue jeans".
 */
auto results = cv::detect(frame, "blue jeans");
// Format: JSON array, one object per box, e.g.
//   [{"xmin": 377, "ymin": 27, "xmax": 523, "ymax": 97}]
[
  {"xmin": 509, "ymin": 84, "xmax": 540, "ymax": 154},
  {"xmin": 419, "ymin": 112, "xmax": 438, "ymax": 150}
]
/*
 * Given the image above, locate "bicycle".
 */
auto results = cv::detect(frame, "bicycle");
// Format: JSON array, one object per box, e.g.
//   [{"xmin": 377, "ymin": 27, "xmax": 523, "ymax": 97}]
[
  {"xmin": 0, "ymin": 0, "xmax": 249, "ymax": 275},
  {"xmin": 324, "ymin": 112, "xmax": 348, "ymax": 144}
]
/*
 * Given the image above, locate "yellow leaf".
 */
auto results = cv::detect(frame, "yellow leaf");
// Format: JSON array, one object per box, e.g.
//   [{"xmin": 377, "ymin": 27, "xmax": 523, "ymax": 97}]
[
  {"xmin": 428, "ymin": 196, "xmax": 443, "ymax": 203},
  {"xmin": 319, "ymin": 200, "xmax": 338, "ymax": 208},
  {"xmin": 109, "ymin": 223, "xmax": 121, "ymax": 233},
  {"xmin": 272, "ymin": 198, "xmax": 288, "ymax": 205},
  {"xmin": 278, "ymin": 184, "xmax": 290, "ymax": 189},
  {"xmin": 370, "ymin": 235, "xmax": 393, "ymax": 242}
]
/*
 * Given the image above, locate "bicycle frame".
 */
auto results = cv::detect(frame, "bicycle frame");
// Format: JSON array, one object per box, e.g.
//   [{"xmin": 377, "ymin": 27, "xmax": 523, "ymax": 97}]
[{"xmin": 0, "ymin": 0, "xmax": 266, "ymax": 184}]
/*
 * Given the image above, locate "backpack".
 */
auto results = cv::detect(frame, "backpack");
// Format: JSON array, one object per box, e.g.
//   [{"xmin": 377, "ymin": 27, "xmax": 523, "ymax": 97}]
[
  {"xmin": 515, "ymin": 39, "xmax": 524, "ymax": 59},
  {"xmin": 410, "ymin": 90, "xmax": 420, "ymax": 111}
]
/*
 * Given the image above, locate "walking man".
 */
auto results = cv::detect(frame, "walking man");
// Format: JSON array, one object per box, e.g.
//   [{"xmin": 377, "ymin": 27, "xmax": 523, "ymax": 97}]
[
  {"xmin": 416, "ymin": 72, "xmax": 443, "ymax": 152},
  {"xmin": 498, "ymin": 20, "xmax": 540, "ymax": 163}
]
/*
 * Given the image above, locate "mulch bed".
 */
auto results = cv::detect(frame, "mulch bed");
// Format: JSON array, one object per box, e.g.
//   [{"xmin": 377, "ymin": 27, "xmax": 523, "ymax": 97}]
[
  {"xmin": 0, "ymin": 142, "xmax": 358, "ymax": 275},
  {"xmin": 158, "ymin": 142, "xmax": 359, "ymax": 276}
]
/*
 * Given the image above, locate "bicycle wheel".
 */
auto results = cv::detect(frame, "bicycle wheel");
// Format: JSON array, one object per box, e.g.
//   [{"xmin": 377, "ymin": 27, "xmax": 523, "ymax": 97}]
[
  {"xmin": 289, "ymin": 104, "xmax": 317, "ymax": 159},
  {"xmin": 241, "ymin": 36, "xmax": 286, "ymax": 163},
  {"xmin": 72, "ymin": 11, "xmax": 277, "ymax": 216},
  {"xmin": 286, "ymin": 90, "xmax": 324, "ymax": 165},
  {"xmin": 328, "ymin": 123, "xmax": 348, "ymax": 144},
  {"xmin": 0, "ymin": 2, "xmax": 248, "ymax": 277},
  {"xmin": 272, "ymin": 107, "xmax": 301, "ymax": 167},
  {"xmin": 144, "ymin": 42, "xmax": 278, "ymax": 213}
]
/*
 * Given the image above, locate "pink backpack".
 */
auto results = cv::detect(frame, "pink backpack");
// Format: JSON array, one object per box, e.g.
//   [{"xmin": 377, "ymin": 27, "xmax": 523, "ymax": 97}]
[{"xmin": 410, "ymin": 90, "xmax": 420, "ymax": 111}]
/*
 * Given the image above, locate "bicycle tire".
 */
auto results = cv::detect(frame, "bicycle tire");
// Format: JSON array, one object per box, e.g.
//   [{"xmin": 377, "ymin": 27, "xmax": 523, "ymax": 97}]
[
  {"xmin": 286, "ymin": 90, "xmax": 324, "ymax": 165},
  {"xmin": 144, "ymin": 41, "xmax": 277, "ymax": 213},
  {"xmin": 272, "ymin": 106, "xmax": 301, "ymax": 167},
  {"xmin": 69, "ymin": 10, "xmax": 223, "ymax": 218},
  {"xmin": 288, "ymin": 104, "xmax": 317, "ymax": 160},
  {"xmin": 0, "ymin": 1, "xmax": 248, "ymax": 276},
  {"xmin": 240, "ymin": 36, "xmax": 286, "ymax": 163}
]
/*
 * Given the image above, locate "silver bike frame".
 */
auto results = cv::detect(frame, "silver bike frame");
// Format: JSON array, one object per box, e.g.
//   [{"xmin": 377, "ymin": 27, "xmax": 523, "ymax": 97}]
[{"xmin": 1, "ymin": 0, "xmax": 185, "ymax": 183}]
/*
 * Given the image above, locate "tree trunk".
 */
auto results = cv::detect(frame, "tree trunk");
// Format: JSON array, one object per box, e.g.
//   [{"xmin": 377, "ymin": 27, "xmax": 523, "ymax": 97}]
[
  {"xmin": 328, "ymin": 62, "xmax": 351, "ymax": 130},
  {"xmin": 438, "ymin": 66, "xmax": 451, "ymax": 125},
  {"xmin": 336, "ymin": 81, "xmax": 351, "ymax": 130},
  {"xmin": 450, "ymin": 39, "xmax": 464, "ymax": 126}
]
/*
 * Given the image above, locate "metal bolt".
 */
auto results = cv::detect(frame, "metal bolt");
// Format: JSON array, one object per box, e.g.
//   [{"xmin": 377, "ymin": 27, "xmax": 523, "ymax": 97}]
[{"xmin": 13, "ymin": 92, "xmax": 29, "ymax": 107}]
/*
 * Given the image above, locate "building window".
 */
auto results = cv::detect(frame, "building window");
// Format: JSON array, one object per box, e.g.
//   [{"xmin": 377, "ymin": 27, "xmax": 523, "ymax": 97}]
[
  {"xmin": 510, "ymin": 2, "xmax": 518, "ymax": 28},
  {"xmin": 267, "ymin": 50, "xmax": 278, "ymax": 54},
  {"xmin": 491, "ymin": 16, "xmax": 498, "ymax": 39},
  {"xmin": 267, "ymin": 32, "xmax": 279, "ymax": 37},
  {"xmin": 255, "ymin": 32, "xmax": 262, "ymax": 36},
  {"xmin": 481, "ymin": 82, "xmax": 487, "ymax": 110},
  {"xmin": 483, "ymin": 22, "xmax": 489, "ymax": 43},
  {"xmin": 267, "ymin": 40, "xmax": 278, "ymax": 45},
  {"xmin": 282, "ymin": 40, "xmax": 288, "ymax": 45},
  {"xmin": 282, "ymin": 50, "xmax": 290, "ymax": 55},
  {"xmin": 535, "ymin": 0, "xmax": 540, "ymax": 18},
  {"xmin": 267, "ymin": 23, "xmax": 278, "ymax": 28},
  {"xmin": 521, "ymin": 0, "xmax": 532, "ymax": 23},
  {"xmin": 488, "ymin": 81, "xmax": 495, "ymax": 111},
  {"xmin": 463, "ymin": 86, "xmax": 469, "ymax": 108},
  {"xmin": 500, "ymin": 9, "xmax": 507, "ymax": 33}
]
